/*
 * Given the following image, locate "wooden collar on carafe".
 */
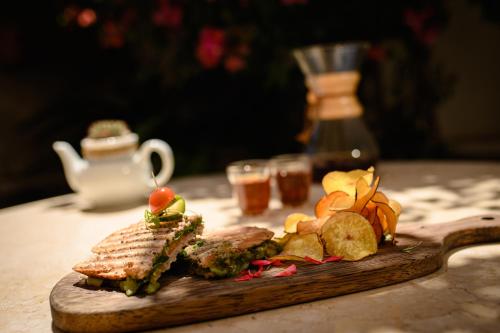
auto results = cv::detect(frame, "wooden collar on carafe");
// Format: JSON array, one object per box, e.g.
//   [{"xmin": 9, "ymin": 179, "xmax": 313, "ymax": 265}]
[{"xmin": 306, "ymin": 71, "xmax": 363, "ymax": 120}]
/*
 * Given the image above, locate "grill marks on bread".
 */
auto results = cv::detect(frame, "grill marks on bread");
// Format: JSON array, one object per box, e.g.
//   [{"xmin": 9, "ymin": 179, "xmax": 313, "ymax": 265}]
[
  {"xmin": 187, "ymin": 226, "xmax": 274, "ymax": 267},
  {"xmin": 73, "ymin": 217, "xmax": 201, "ymax": 280}
]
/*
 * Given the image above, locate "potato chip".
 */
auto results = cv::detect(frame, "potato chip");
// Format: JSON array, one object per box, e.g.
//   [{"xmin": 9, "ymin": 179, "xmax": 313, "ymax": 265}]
[
  {"xmin": 273, "ymin": 233, "xmax": 293, "ymax": 246},
  {"xmin": 315, "ymin": 191, "xmax": 354, "ymax": 218},
  {"xmin": 270, "ymin": 254, "xmax": 306, "ymax": 262},
  {"xmin": 321, "ymin": 212, "xmax": 377, "ymax": 261},
  {"xmin": 296, "ymin": 215, "xmax": 329, "ymax": 235},
  {"xmin": 284, "ymin": 213, "xmax": 315, "ymax": 233},
  {"xmin": 281, "ymin": 233, "xmax": 324, "ymax": 261},
  {"xmin": 321, "ymin": 167, "xmax": 374, "ymax": 197}
]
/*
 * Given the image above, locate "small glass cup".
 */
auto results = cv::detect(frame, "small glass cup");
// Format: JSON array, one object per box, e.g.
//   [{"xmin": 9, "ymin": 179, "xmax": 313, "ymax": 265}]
[
  {"xmin": 270, "ymin": 154, "xmax": 312, "ymax": 207},
  {"xmin": 226, "ymin": 159, "xmax": 271, "ymax": 215}
]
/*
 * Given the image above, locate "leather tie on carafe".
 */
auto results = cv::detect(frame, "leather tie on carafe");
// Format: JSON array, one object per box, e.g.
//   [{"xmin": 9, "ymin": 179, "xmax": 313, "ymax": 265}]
[{"xmin": 297, "ymin": 71, "xmax": 363, "ymax": 144}]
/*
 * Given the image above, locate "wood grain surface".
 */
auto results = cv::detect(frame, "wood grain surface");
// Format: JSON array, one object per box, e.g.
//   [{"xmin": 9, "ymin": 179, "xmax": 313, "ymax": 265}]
[{"xmin": 50, "ymin": 214, "xmax": 500, "ymax": 333}]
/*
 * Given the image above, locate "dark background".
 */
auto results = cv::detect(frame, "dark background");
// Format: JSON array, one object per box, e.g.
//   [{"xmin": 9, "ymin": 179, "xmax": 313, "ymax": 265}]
[{"xmin": 1, "ymin": 0, "xmax": 499, "ymax": 208}]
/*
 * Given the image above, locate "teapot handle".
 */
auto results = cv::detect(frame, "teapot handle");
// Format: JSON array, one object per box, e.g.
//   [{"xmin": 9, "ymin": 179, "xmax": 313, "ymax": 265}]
[{"xmin": 138, "ymin": 139, "xmax": 175, "ymax": 188}]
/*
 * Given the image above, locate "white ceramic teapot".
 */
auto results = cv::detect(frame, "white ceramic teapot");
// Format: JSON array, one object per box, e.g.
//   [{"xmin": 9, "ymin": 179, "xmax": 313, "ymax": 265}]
[{"xmin": 53, "ymin": 132, "xmax": 174, "ymax": 207}]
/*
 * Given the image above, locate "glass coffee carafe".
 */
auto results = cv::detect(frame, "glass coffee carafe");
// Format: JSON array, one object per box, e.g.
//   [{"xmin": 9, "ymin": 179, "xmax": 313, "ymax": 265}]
[{"xmin": 294, "ymin": 42, "xmax": 379, "ymax": 182}]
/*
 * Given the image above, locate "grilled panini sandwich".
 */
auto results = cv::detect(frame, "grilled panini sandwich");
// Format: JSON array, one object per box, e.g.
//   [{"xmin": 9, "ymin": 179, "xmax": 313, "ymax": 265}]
[
  {"xmin": 73, "ymin": 214, "xmax": 203, "ymax": 295},
  {"xmin": 183, "ymin": 226, "xmax": 281, "ymax": 278}
]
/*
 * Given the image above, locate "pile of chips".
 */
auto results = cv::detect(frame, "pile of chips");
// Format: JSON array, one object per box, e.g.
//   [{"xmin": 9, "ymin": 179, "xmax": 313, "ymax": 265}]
[{"xmin": 275, "ymin": 167, "xmax": 402, "ymax": 262}]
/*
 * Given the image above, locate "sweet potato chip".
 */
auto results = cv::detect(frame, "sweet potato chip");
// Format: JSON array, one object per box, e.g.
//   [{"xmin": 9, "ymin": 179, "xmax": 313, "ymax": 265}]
[
  {"xmin": 284, "ymin": 213, "xmax": 315, "ymax": 233},
  {"xmin": 389, "ymin": 199, "xmax": 402, "ymax": 218},
  {"xmin": 349, "ymin": 176, "xmax": 380, "ymax": 213},
  {"xmin": 366, "ymin": 202, "xmax": 377, "ymax": 224},
  {"xmin": 355, "ymin": 177, "xmax": 372, "ymax": 199},
  {"xmin": 372, "ymin": 215, "xmax": 383, "ymax": 243},
  {"xmin": 371, "ymin": 191, "xmax": 389, "ymax": 204},
  {"xmin": 315, "ymin": 191, "xmax": 353, "ymax": 218},
  {"xmin": 373, "ymin": 200, "xmax": 398, "ymax": 240},
  {"xmin": 321, "ymin": 212, "xmax": 377, "ymax": 261},
  {"xmin": 377, "ymin": 208, "xmax": 388, "ymax": 234},
  {"xmin": 281, "ymin": 233, "xmax": 324, "ymax": 261},
  {"xmin": 321, "ymin": 167, "xmax": 374, "ymax": 197},
  {"xmin": 360, "ymin": 201, "xmax": 376, "ymax": 220},
  {"xmin": 331, "ymin": 195, "xmax": 356, "ymax": 211}
]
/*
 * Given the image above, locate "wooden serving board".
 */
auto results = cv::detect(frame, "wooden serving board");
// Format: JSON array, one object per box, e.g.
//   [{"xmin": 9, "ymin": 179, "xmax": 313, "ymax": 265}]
[{"xmin": 51, "ymin": 215, "xmax": 500, "ymax": 333}]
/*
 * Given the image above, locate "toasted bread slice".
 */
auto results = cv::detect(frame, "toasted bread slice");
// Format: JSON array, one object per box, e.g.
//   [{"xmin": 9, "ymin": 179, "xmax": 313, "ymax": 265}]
[
  {"xmin": 184, "ymin": 226, "xmax": 280, "ymax": 278},
  {"xmin": 73, "ymin": 215, "xmax": 203, "ymax": 281}
]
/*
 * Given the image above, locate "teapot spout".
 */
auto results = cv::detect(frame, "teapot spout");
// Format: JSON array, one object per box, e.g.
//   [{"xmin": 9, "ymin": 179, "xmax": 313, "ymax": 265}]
[{"xmin": 53, "ymin": 141, "xmax": 87, "ymax": 192}]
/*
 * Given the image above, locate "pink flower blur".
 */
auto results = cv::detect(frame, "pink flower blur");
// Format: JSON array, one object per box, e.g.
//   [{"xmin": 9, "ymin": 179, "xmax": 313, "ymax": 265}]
[
  {"xmin": 404, "ymin": 7, "xmax": 440, "ymax": 46},
  {"xmin": 152, "ymin": 0, "xmax": 183, "ymax": 29},
  {"xmin": 77, "ymin": 9, "xmax": 97, "ymax": 28},
  {"xmin": 196, "ymin": 27, "xmax": 225, "ymax": 69},
  {"xmin": 101, "ymin": 22, "xmax": 125, "ymax": 49},
  {"xmin": 224, "ymin": 55, "xmax": 246, "ymax": 73}
]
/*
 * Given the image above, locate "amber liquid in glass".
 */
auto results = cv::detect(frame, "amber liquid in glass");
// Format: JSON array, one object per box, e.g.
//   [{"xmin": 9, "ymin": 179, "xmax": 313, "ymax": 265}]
[
  {"xmin": 233, "ymin": 177, "xmax": 270, "ymax": 215},
  {"xmin": 276, "ymin": 170, "xmax": 311, "ymax": 206}
]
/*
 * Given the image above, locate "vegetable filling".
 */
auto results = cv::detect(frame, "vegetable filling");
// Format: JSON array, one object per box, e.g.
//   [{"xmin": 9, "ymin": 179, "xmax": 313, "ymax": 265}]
[{"xmin": 193, "ymin": 240, "xmax": 282, "ymax": 278}]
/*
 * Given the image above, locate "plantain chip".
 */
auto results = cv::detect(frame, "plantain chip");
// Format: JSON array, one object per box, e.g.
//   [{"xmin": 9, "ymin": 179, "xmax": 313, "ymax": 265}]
[
  {"xmin": 321, "ymin": 212, "xmax": 377, "ymax": 261},
  {"xmin": 322, "ymin": 167, "xmax": 374, "ymax": 197},
  {"xmin": 284, "ymin": 213, "xmax": 315, "ymax": 233},
  {"xmin": 281, "ymin": 233, "xmax": 324, "ymax": 261}
]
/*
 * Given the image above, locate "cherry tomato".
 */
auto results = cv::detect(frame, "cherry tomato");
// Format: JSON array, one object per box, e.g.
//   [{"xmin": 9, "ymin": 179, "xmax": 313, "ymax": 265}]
[{"xmin": 149, "ymin": 187, "xmax": 175, "ymax": 214}]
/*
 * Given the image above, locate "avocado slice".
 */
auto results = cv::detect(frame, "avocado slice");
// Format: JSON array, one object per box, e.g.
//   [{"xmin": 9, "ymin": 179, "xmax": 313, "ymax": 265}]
[{"xmin": 168, "ymin": 195, "xmax": 186, "ymax": 213}]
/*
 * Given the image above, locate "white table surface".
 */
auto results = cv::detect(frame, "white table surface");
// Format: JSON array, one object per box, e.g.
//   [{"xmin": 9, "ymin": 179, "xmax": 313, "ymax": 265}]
[{"xmin": 1, "ymin": 161, "xmax": 500, "ymax": 332}]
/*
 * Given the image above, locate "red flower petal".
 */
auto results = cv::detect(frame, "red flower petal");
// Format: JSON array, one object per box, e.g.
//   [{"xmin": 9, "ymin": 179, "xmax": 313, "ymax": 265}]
[
  {"xmin": 304, "ymin": 256, "xmax": 324, "ymax": 265},
  {"xmin": 273, "ymin": 264, "xmax": 297, "ymax": 277},
  {"xmin": 270, "ymin": 259, "xmax": 283, "ymax": 266},
  {"xmin": 251, "ymin": 259, "xmax": 272, "ymax": 266},
  {"xmin": 251, "ymin": 265, "xmax": 264, "ymax": 278}
]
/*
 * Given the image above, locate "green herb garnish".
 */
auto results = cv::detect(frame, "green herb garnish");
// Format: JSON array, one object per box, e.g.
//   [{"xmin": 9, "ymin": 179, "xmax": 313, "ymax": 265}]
[
  {"xmin": 173, "ymin": 216, "xmax": 202, "ymax": 241},
  {"xmin": 144, "ymin": 209, "xmax": 161, "ymax": 227}
]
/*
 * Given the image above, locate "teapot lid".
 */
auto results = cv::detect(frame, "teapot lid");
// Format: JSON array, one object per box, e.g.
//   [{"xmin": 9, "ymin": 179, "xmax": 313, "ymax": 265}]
[{"xmin": 81, "ymin": 120, "xmax": 138, "ymax": 159}]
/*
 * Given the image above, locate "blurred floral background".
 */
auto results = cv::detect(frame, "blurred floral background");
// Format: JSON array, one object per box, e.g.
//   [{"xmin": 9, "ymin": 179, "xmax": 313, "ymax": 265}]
[{"xmin": 1, "ymin": 0, "xmax": 499, "ymax": 207}]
